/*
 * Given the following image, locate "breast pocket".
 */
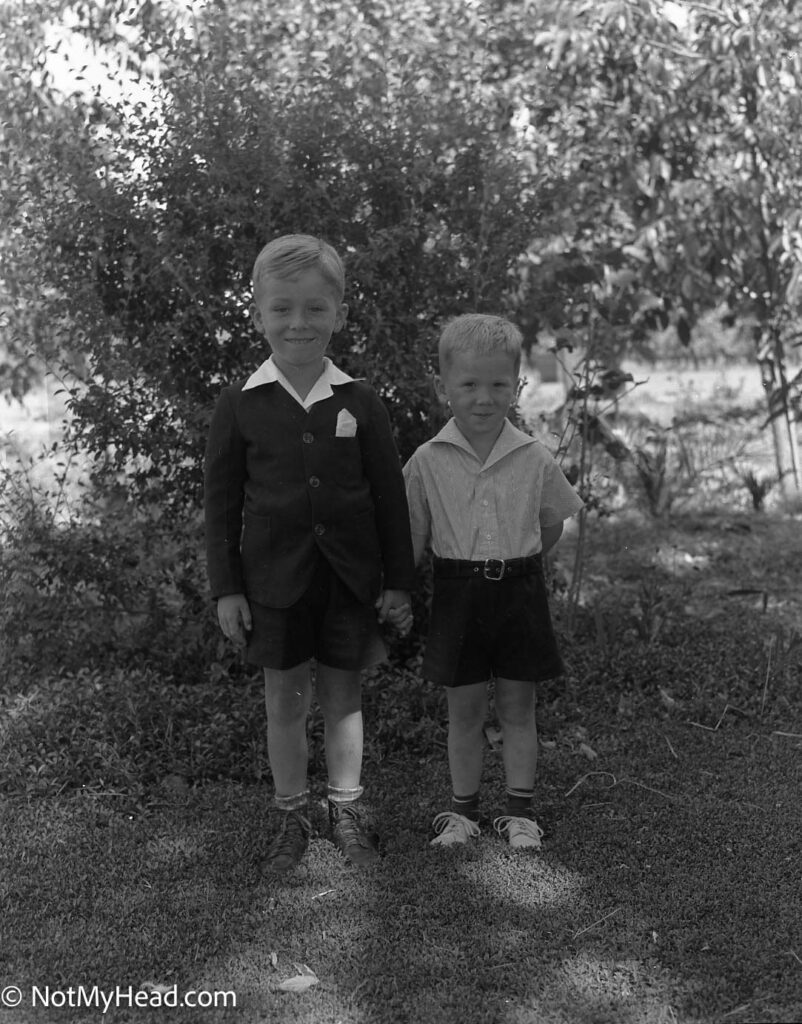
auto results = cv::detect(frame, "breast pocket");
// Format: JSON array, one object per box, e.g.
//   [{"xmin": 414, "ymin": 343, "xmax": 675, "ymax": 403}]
[{"xmin": 330, "ymin": 436, "xmax": 364, "ymax": 488}]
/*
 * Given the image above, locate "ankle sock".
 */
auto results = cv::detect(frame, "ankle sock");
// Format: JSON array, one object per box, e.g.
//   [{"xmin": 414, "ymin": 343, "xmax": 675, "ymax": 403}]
[
  {"xmin": 274, "ymin": 789, "xmax": 309, "ymax": 813},
  {"xmin": 505, "ymin": 787, "xmax": 535, "ymax": 820},
  {"xmin": 327, "ymin": 784, "xmax": 364, "ymax": 807},
  {"xmin": 452, "ymin": 792, "xmax": 480, "ymax": 822}
]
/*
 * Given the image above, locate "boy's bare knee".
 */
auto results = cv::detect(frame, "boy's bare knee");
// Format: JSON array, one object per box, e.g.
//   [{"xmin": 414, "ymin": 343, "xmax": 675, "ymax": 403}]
[
  {"xmin": 264, "ymin": 665, "xmax": 311, "ymax": 722},
  {"xmin": 495, "ymin": 680, "xmax": 536, "ymax": 728},
  {"xmin": 446, "ymin": 686, "xmax": 487, "ymax": 731}
]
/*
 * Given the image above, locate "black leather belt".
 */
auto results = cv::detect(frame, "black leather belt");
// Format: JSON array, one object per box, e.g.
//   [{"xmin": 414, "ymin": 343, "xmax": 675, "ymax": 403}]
[{"xmin": 433, "ymin": 554, "xmax": 542, "ymax": 581}]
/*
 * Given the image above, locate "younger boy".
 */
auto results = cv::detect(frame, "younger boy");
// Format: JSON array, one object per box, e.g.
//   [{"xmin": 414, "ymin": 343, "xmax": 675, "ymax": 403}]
[
  {"xmin": 204, "ymin": 234, "xmax": 415, "ymax": 874},
  {"xmin": 399, "ymin": 314, "xmax": 583, "ymax": 849}
]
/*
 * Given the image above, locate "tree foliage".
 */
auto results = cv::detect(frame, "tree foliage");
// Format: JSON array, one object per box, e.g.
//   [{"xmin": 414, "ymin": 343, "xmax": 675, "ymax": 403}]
[{"xmin": 2, "ymin": 0, "xmax": 801, "ymax": 508}]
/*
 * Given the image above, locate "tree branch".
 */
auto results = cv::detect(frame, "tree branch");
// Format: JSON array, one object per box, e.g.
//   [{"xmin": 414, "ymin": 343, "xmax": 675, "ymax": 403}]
[
  {"xmin": 642, "ymin": 39, "xmax": 709, "ymax": 61},
  {"xmin": 673, "ymin": 1, "xmax": 739, "ymax": 27}
]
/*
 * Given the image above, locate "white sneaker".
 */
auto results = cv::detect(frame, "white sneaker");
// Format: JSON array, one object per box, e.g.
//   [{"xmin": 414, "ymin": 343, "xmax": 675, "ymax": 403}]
[
  {"xmin": 430, "ymin": 811, "xmax": 481, "ymax": 846},
  {"xmin": 493, "ymin": 815, "xmax": 544, "ymax": 850}
]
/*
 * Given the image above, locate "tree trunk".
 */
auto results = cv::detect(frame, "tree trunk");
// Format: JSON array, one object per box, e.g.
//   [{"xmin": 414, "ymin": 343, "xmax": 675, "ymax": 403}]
[{"xmin": 757, "ymin": 327, "xmax": 801, "ymax": 500}]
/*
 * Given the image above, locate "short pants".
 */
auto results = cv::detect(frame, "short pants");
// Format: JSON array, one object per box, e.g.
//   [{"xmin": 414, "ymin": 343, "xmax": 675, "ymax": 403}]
[
  {"xmin": 245, "ymin": 555, "xmax": 385, "ymax": 671},
  {"xmin": 422, "ymin": 554, "xmax": 564, "ymax": 687}
]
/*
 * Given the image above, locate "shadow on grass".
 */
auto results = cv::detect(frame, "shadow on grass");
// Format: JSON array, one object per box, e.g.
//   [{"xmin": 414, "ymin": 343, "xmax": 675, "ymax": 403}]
[{"xmin": 4, "ymin": 722, "xmax": 801, "ymax": 1024}]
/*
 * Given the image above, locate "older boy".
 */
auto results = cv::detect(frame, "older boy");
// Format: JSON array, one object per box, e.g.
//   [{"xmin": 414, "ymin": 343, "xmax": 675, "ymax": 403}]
[
  {"xmin": 400, "ymin": 314, "xmax": 583, "ymax": 849},
  {"xmin": 204, "ymin": 234, "xmax": 415, "ymax": 874}
]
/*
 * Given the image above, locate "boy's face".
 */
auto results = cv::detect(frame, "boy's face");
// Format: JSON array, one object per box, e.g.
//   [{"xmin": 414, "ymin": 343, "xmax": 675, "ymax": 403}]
[
  {"xmin": 437, "ymin": 348, "xmax": 518, "ymax": 450},
  {"xmin": 250, "ymin": 268, "xmax": 347, "ymax": 376}
]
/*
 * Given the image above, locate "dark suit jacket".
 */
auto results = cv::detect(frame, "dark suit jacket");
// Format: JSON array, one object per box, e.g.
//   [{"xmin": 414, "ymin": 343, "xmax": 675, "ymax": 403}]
[{"xmin": 204, "ymin": 378, "xmax": 416, "ymax": 607}]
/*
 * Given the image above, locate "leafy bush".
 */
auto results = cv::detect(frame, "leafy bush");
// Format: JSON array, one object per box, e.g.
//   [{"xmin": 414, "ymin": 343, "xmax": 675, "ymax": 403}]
[
  {"xmin": 0, "ymin": 448, "xmax": 225, "ymax": 684},
  {"xmin": 0, "ymin": 666, "xmax": 267, "ymax": 799}
]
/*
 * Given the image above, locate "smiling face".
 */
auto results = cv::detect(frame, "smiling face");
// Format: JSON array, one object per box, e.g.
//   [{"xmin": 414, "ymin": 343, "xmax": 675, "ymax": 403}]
[
  {"xmin": 250, "ymin": 268, "xmax": 348, "ymax": 378},
  {"xmin": 437, "ymin": 348, "xmax": 518, "ymax": 454}
]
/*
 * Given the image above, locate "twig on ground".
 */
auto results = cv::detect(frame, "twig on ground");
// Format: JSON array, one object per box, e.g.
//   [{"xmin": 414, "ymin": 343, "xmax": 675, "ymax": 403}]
[
  {"xmin": 761, "ymin": 635, "xmax": 775, "ymax": 718},
  {"xmin": 784, "ymin": 950, "xmax": 802, "ymax": 967},
  {"xmin": 565, "ymin": 771, "xmax": 616, "ymax": 797},
  {"xmin": 619, "ymin": 777, "xmax": 676, "ymax": 802},
  {"xmin": 664, "ymin": 734, "xmax": 679, "ymax": 759},
  {"xmin": 573, "ymin": 905, "xmax": 622, "ymax": 939},
  {"xmin": 688, "ymin": 703, "xmax": 748, "ymax": 732},
  {"xmin": 722, "ymin": 1004, "xmax": 753, "ymax": 1019},
  {"xmin": 566, "ymin": 771, "xmax": 675, "ymax": 802},
  {"xmin": 773, "ymin": 731, "xmax": 802, "ymax": 739}
]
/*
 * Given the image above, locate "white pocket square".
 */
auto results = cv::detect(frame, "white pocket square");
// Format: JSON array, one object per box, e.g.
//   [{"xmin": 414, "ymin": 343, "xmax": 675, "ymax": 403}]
[{"xmin": 335, "ymin": 409, "xmax": 358, "ymax": 437}]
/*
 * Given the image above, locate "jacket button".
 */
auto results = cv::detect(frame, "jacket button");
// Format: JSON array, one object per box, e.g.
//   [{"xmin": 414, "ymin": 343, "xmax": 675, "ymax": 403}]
[
  {"xmin": 309, "ymin": 476, "xmax": 320, "ymax": 488},
  {"xmin": 314, "ymin": 523, "xmax": 325, "ymax": 536},
  {"xmin": 302, "ymin": 432, "xmax": 314, "ymax": 444}
]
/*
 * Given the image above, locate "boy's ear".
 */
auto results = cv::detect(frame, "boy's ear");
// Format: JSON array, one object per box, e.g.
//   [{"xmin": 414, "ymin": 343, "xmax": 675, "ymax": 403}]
[
  {"xmin": 250, "ymin": 302, "xmax": 265, "ymax": 334},
  {"xmin": 434, "ymin": 374, "xmax": 449, "ymax": 405},
  {"xmin": 334, "ymin": 303, "xmax": 349, "ymax": 332}
]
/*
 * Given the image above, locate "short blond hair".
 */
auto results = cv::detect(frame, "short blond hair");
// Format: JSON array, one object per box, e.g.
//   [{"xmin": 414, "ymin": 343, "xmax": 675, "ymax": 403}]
[
  {"xmin": 252, "ymin": 234, "xmax": 345, "ymax": 301},
  {"xmin": 439, "ymin": 314, "xmax": 522, "ymax": 374}
]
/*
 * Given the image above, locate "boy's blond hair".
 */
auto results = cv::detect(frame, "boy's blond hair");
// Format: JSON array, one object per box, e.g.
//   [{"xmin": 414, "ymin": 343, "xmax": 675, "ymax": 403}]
[
  {"xmin": 252, "ymin": 234, "xmax": 345, "ymax": 301},
  {"xmin": 438, "ymin": 314, "xmax": 523, "ymax": 374}
]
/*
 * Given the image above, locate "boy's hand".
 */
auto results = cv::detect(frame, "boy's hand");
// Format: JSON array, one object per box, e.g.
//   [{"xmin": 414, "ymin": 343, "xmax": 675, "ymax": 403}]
[
  {"xmin": 375, "ymin": 589, "xmax": 413, "ymax": 636},
  {"xmin": 217, "ymin": 593, "xmax": 252, "ymax": 649}
]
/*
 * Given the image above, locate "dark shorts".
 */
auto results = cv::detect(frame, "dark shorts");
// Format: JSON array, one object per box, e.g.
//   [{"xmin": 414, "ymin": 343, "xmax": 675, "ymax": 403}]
[
  {"xmin": 423, "ymin": 555, "xmax": 564, "ymax": 687},
  {"xmin": 245, "ymin": 556, "xmax": 386, "ymax": 671}
]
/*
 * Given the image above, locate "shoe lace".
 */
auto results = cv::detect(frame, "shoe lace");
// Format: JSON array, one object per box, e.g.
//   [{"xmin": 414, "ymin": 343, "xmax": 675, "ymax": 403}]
[
  {"xmin": 269, "ymin": 811, "xmax": 310, "ymax": 856},
  {"xmin": 332, "ymin": 805, "xmax": 373, "ymax": 848},
  {"xmin": 493, "ymin": 815, "xmax": 543, "ymax": 842},
  {"xmin": 432, "ymin": 811, "xmax": 480, "ymax": 840}
]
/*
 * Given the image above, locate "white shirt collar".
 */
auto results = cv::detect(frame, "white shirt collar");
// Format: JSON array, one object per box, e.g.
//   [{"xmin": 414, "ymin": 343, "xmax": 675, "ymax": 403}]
[
  {"xmin": 242, "ymin": 355, "xmax": 360, "ymax": 410},
  {"xmin": 432, "ymin": 417, "xmax": 535, "ymax": 469}
]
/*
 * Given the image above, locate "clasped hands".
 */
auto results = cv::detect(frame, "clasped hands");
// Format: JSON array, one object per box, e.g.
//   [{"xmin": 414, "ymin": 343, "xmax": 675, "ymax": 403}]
[
  {"xmin": 375, "ymin": 589, "xmax": 413, "ymax": 637},
  {"xmin": 217, "ymin": 589, "xmax": 413, "ymax": 648}
]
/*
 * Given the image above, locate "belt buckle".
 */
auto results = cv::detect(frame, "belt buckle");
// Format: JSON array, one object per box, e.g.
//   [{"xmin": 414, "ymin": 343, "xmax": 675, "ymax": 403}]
[{"xmin": 483, "ymin": 558, "xmax": 506, "ymax": 581}]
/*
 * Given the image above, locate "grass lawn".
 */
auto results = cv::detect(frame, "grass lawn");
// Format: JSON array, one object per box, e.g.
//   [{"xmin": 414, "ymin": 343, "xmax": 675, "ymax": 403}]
[
  {"xmin": 2, "ymin": 507, "xmax": 802, "ymax": 1024},
  {"xmin": 1, "ymin": 727, "xmax": 801, "ymax": 1024}
]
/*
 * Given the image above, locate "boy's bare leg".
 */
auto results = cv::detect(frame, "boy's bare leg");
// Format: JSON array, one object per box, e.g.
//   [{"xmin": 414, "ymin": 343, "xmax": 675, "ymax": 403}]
[
  {"xmin": 316, "ymin": 664, "xmax": 379, "ymax": 865},
  {"xmin": 493, "ymin": 677, "xmax": 543, "ymax": 848},
  {"xmin": 429, "ymin": 682, "xmax": 488, "ymax": 845},
  {"xmin": 261, "ymin": 662, "xmax": 314, "ymax": 874},
  {"xmin": 445, "ymin": 682, "xmax": 488, "ymax": 795},
  {"xmin": 494, "ymin": 677, "xmax": 537, "ymax": 790},
  {"xmin": 263, "ymin": 662, "xmax": 313, "ymax": 798},
  {"xmin": 315, "ymin": 665, "xmax": 363, "ymax": 789}
]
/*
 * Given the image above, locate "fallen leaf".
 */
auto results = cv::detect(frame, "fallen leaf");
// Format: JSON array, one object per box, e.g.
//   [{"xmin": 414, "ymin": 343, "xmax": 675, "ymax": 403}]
[
  {"xmin": 140, "ymin": 981, "xmax": 174, "ymax": 995},
  {"xmin": 278, "ymin": 965, "xmax": 319, "ymax": 993},
  {"xmin": 579, "ymin": 742, "xmax": 598, "ymax": 761},
  {"xmin": 659, "ymin": 687, "xmax": 677, "ymax": 709},
  {"xmin": 270, "ymin": 951, "xmax": 278, "ymax": 969}
]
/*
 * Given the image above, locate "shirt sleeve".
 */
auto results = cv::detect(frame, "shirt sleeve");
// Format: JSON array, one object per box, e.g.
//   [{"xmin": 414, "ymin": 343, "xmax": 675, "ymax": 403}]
[
  {"xmin": 402, "ymin": 453, "xmax": 432, "ymax": 546},
  {"xmin": 538, "ymin": 456, "xmax": 584, "ymax": 528}
]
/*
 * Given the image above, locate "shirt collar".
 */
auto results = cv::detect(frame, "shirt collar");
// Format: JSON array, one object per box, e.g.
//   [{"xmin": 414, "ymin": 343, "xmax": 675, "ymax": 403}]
[
  {"xmin": 242, "ymin": 356, "xmax": 360, "ymax": 409},
  {"xmin": 432, "ymin": 417, "xmax": 536, "ymax": 469}
]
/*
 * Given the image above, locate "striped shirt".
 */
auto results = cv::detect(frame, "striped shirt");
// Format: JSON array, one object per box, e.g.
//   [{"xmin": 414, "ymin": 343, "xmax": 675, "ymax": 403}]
[{"xmin": 403, "ymin": 418, "xmax": 583, "ymax": 560}]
